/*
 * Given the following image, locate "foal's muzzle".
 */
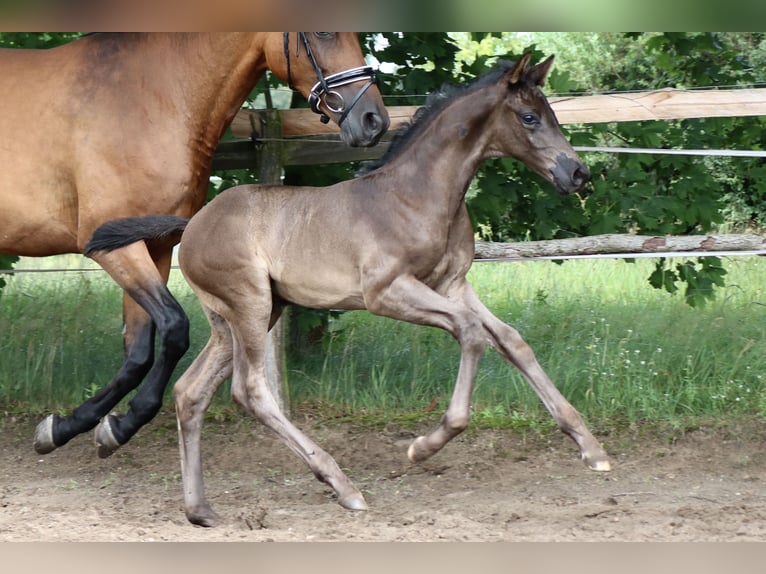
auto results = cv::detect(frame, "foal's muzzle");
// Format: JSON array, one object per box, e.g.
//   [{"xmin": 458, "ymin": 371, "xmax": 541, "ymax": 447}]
[
  {"xmin": 308, "ymin": 66, "xmax": 378, "ymax": 126},
  {"xmin": 550, "ymin": 154, "xmax": 591, "ymax": 194}
]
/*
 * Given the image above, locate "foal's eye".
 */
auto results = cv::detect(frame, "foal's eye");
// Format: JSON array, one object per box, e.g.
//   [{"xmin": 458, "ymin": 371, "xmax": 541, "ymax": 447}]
[{"xmin": 520, "ymin": 112, "xmax": 539, "ymax": 126}]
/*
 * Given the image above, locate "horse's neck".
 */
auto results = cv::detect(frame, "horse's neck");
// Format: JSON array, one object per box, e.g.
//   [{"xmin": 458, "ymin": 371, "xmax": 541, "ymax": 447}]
[{"xmin": 165, "ymin": 34, "xmax": 269, "ymax": 145}]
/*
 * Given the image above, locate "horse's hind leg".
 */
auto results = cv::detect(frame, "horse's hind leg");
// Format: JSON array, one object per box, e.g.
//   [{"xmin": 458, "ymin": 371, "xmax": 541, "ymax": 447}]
[
  {"xmin": 34, "ymin": 242, "xmax": 189, "ymax": 456},
  {"xmin": 93, "ymin": 243, "xmax": 189, "ymax": 457},
  {"xmin": 34, "ymin": 293, "xmax": 155, "ymax": 454}
]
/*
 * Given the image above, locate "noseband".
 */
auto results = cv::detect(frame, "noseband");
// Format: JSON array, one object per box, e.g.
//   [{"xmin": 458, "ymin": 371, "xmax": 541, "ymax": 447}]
[{"xmin": 283, "ymin": 32, "xmax": 378, "ymax": 125}]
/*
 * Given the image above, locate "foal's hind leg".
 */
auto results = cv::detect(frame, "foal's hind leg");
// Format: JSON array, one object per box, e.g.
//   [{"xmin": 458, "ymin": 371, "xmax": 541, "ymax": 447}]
[
  {"xmin": 175, "ymin": 310, "xmax": 234, "ymax": 527},
  {"xmin": 226, "ymin": 286, "xmax": 367, "ymax": 513}
]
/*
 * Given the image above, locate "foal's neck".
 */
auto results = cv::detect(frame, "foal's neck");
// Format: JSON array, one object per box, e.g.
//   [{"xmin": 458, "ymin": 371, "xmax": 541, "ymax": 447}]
[{"xmin": 387, "ymin": 89, "xmax": 497, "ymax": 215}]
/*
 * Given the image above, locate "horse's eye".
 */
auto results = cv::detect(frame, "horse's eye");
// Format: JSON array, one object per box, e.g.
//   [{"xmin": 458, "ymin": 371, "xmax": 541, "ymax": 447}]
[
  {"xmin": 520, "ymin": 112, "xmax": 539, "ymax": 126},
  {"xmin": 313, "ymin": 32, "xmax": 336, "ymax": 39}
]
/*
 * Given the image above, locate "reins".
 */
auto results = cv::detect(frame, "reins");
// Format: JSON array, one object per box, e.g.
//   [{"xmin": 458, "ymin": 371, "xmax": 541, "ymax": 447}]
[{"xmin": 283, "ymin": 32, "xmax": 378, "ymax": 125}]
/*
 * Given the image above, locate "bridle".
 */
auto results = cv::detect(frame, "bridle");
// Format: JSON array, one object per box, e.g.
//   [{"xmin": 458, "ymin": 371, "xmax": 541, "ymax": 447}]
[{"xmin": 283, "ymin": 32, "xmax": 378, "ymax": 126}]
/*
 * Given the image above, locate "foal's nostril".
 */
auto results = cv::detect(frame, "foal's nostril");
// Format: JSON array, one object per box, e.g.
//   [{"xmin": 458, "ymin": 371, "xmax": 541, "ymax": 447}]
[{"xmin": 573, "ymin": 166, "xmax": 591, "ymax": 187}]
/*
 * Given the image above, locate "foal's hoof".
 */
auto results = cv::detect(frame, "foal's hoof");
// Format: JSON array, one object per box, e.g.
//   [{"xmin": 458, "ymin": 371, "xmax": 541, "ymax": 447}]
[
  {"xmin": 338, "ymin": 493, "xmax": 368, "ymax": 511},
  {"xmin": 94, "ymin": 414, "xmax": 122, "ymax": 458},
  {"xmin": 406, "ymin": 436, "xmax": 432, "ymax": 463},
  {"xmin": 33, "ymin": 415, "xmax": 58, "ymax": 454},
  {"xmin": 187, "ymin": 505, "xmax": 224, "ymax": 528},
  {"xmin": 585, "ymin": 454, "xmax": 612, "ymax": 472}
]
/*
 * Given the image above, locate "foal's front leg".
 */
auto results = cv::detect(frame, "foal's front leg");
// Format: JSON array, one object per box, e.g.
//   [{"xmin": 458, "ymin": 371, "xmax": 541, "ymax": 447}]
[
  {"xmin": 460, "ymin": 284, "xmax": 610, "ymax": 471},
  {"xmin": 364, "ymin": 275, "xmax": 489, "ymax": 462}
]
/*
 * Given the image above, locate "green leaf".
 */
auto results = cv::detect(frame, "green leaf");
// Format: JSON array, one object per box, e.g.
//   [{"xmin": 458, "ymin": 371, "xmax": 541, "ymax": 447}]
[{"xmin": 648, "ymin": 260, "xmax": 679, "ymax": 295}]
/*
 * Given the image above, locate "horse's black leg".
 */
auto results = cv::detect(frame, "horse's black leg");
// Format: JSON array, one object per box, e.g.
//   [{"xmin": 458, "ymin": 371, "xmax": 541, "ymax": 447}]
[
  {"xmin": 93, "ymin": 285, "xmax": 188, "ymax": 456},
  {"xmin": 34, "ymin": 241, "xmax": 189, "ymax": 456},
  {"xmin": 33, "ymin": 304, "xmax": 156, "ymax": 454}
]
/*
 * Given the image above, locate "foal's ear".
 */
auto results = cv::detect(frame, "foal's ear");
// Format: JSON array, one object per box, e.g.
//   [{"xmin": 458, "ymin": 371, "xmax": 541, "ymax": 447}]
[
  {"xmin": 507, "ymin": 52, "xmax": 532, "ymax": 85},
  {"xmin": 527, "ymin": 55, "xmax": 555, "ymax": 87}
]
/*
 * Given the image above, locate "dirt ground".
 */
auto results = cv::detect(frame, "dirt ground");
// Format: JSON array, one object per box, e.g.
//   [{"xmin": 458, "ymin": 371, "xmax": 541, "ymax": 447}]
[{"xmin": 2, "ymin": 410, "xmax": 766, "ymax": 542}]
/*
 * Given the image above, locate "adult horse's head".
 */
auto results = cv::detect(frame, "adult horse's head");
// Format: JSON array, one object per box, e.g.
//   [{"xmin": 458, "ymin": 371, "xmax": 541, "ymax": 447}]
[
  {"xmin": 266, "ymin": 32, "xmax": 389, "ymax": 147},
  {"xmin": 487, "ymin": 54, "xmax": 590, "ymax": 194}
]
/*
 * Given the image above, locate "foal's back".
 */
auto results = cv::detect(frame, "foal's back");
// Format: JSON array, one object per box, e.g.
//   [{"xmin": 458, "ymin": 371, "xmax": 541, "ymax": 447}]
[{"xmin": 179, "ymin": 182, "xmax": 378, "ymax": 311}]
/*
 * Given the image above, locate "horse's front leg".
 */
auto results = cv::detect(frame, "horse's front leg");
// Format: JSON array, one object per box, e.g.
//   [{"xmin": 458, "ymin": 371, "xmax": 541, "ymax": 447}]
[{"xmin": 461, "ymin": 284, "xmax": 611, "ymax": 471}]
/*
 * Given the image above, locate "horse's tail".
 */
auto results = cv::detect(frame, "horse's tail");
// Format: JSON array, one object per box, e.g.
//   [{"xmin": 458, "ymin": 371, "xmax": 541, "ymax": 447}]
[{"xmin": 84, "ymin": 215, "xmax": 189, "ymax": 256}]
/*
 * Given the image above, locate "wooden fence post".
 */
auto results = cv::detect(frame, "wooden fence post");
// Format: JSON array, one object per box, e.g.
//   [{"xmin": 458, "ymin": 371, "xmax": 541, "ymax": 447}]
[{"xmin": 252, "ymin": 109, "xmax": 290, "ymax": 415}]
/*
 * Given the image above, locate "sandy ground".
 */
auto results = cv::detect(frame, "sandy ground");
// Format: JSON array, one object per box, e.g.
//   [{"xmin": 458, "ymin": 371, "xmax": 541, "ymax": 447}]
[{"xmin": 2, "ymin": 410, "xmax": 766, "ymax": 542}]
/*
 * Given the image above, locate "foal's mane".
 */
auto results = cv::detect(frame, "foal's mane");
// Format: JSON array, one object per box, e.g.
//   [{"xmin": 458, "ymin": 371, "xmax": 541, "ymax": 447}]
[{"xmin": 358, "ymin": 61, "xmax": 517, "ymax": 175}]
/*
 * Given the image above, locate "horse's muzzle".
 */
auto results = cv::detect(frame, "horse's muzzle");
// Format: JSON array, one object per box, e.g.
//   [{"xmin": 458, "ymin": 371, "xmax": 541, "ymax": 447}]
[{"xmin": 340, "ymin": 107, "xmax": 390, "ymax": 148}]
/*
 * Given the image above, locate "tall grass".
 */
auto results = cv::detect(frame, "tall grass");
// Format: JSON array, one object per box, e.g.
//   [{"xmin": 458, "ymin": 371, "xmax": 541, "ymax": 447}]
[{"xmin": 2, "ymin": 254, "xmax": 766, "ymax": 430}]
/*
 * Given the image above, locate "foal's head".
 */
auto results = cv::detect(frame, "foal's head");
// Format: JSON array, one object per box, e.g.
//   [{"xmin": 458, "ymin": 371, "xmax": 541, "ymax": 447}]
[{"xmin": 487, "ymin": 54, "xmax": 590, "ymax": 194}]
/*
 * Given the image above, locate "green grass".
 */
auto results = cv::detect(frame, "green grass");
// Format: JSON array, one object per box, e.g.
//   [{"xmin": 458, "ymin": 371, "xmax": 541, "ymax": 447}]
[{"xmin": 2, "ymin": 254, "xmax": 766, "ymax": 432}]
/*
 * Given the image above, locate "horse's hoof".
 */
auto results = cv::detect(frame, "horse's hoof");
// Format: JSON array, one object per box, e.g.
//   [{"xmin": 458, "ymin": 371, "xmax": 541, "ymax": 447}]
[
  {"xmin": 33, "ymin": 415, "xmax": 57, "ymax": 454},
  {"xmin": 94, "ymin": 414, "xmax": 122, "ymax": 458},
  {"xmin": 338, "ymin": 493, "xmax": 368, "ymax": 511}
]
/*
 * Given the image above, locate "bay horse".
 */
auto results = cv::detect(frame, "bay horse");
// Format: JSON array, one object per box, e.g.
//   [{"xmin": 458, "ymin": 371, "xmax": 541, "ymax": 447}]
[
  {"xmin": 88, "ymin": 54, "xmax": 609, "ymax": 527},
  {"xmin": 0, "ymin": 33, "xmax": 389, "ymax": 457}
]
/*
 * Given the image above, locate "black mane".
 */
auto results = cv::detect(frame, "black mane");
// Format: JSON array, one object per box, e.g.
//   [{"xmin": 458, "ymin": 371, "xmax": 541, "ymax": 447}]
[{"xmin": 358, "ymin": 61, "xmax": 517, "ymax": 175}]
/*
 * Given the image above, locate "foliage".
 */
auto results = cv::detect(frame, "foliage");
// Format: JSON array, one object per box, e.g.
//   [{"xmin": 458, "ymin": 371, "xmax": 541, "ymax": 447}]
[
  {"xmin": 648, "ymin": 257, "xmax": 728, "ymax": 307},
  {"xmin": 0, "ymin": 255, "xmax": 19, "ymax": 292}
]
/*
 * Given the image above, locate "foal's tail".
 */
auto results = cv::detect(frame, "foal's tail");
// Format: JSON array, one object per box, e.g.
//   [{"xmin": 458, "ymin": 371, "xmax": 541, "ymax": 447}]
[{"xmin": 84, "ymin": 215, "xmax": 190, "ymax": 256}]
